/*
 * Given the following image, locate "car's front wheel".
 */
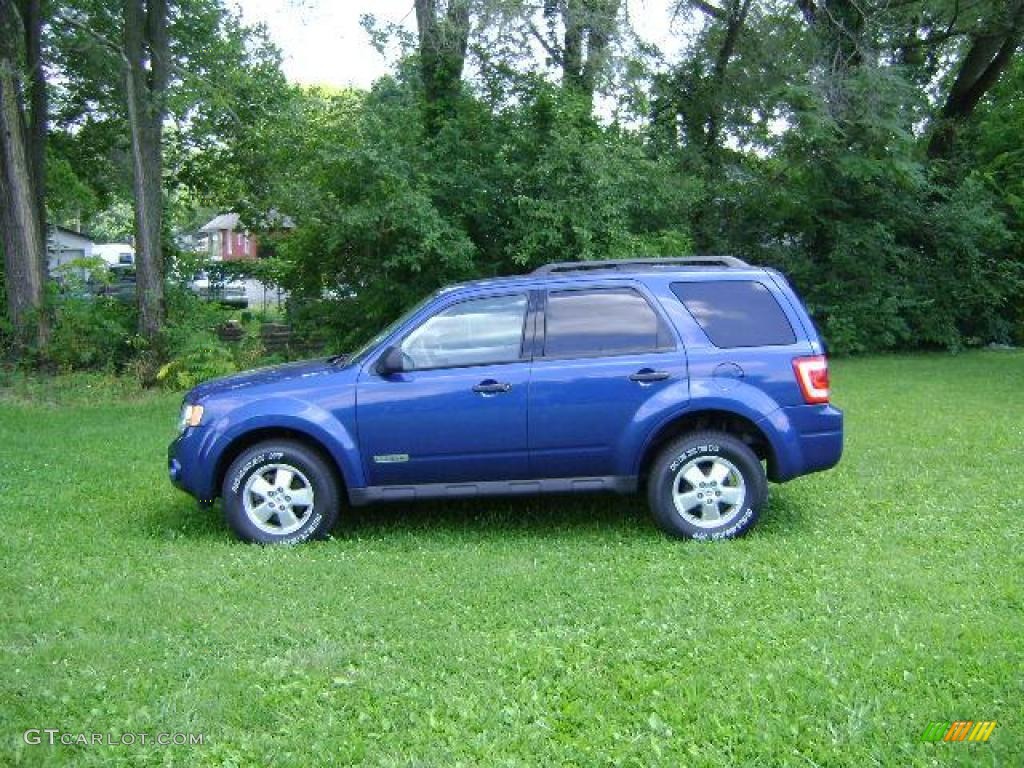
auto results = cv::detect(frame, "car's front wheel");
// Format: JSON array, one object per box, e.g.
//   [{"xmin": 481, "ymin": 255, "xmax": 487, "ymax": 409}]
[
  {"xmin": 222, "ymin": 440, "xmax": 340, "ymax": 544},
  {"xmin": 648, "ymin": 431, "xmax": 767, "ymax": 540}
]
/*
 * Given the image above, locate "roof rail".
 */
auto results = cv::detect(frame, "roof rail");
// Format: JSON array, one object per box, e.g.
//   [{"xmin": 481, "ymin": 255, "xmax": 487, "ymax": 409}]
[{"xmin": 531, "ymin": 256, "xmax": 750, "ymax": 275}]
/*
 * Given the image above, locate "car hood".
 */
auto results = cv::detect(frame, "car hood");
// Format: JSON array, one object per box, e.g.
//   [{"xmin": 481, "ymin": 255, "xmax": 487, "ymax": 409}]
[{"xmin": 188, "ymin": 358, "xmax": 343, "ymax": 401}]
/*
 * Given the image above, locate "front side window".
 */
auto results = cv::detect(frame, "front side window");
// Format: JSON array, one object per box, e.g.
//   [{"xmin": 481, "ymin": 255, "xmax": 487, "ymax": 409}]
[
  {"xmin": 543, "ymin": 288, "xmax": 671, "ymax": 358},
  {"xmin": 400, "ymin": 294, "xmax": 528, "ymax": 370}
]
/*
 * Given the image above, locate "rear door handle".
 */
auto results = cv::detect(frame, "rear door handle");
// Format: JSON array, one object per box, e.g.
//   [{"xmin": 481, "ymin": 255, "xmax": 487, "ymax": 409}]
[
  {"xmin": 473, "ymin": 380, "xmax": 512, "ymax": 394},
  {"xmin": 629, "ymin": 369, "xmax": 670, "ymax": 383}
]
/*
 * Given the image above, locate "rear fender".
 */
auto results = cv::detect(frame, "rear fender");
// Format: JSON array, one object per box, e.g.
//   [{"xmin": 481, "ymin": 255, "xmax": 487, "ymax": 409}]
[{"xmin": 629, "ymin": 380, "xmax": 803, "ymax": 481}]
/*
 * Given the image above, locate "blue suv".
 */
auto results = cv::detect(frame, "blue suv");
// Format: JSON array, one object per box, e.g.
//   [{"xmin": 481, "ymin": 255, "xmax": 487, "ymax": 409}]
[{"xmin": 168, "ymin": 257, "xmax": 843, "ymax": 543}]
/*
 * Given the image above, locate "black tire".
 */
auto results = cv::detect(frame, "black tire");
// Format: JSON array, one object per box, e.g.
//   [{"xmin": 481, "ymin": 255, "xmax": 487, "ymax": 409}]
[
  {"xmin": 647, "ymin": 430, "xmax": 767, "ymax": 540},
  {"xmin": 222, "ymin": 440, "xmax": 340, "ymax": 544}
]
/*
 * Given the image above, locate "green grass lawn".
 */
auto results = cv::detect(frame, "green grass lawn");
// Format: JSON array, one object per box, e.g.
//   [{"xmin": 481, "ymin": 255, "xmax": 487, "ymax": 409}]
[{"xmin": 1, "ymin": 352, "xmax": 1022, "ymax": 766}]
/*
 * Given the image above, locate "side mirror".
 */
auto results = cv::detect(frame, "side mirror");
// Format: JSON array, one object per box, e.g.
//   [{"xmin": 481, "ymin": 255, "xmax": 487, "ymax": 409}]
[{"xmin": 376, "ymin": 346, "xmax": 405, "ymax": 376}]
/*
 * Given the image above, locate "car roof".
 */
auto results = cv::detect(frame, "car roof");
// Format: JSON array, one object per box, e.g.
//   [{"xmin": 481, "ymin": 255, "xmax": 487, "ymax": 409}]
[{"xmin": 442, "ymin": 263, "xmax": 770, "ymax": 295}]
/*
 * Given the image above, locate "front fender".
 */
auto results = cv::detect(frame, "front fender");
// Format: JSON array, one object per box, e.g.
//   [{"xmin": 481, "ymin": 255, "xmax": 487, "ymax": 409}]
[{"xmin": 194, "ymin": 397, "xmax": 365, "ymax": 500}]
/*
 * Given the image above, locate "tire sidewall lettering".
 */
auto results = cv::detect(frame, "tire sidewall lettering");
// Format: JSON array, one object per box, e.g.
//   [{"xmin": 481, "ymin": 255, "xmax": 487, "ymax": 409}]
[
  {"xmin": 282, "ymin": 512, "xmax": 323, "ymax": 545},
  {"xmin": 655, "ymin": 434, "xmax": 763, "ymax": 541},
  {"xmin": 690, "ymin": 505, "xmax": 754, "ymax": 541},
  {"xmin": 669, "ymin": 444, "xmax": 721, "ymax": 473},
  {"xmin": 230, "ymin": 450, "xmax": 286, "ymax": 494},
  {"xmin": 228, "ymin": 451, "xmax": 323, "ymax": 540}
]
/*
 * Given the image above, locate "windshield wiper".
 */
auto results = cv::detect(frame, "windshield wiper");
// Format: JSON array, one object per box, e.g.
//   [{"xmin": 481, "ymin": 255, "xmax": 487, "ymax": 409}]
[{"xmin": 327, "ymin": 353, "xmax": 350, "ymax": 366}]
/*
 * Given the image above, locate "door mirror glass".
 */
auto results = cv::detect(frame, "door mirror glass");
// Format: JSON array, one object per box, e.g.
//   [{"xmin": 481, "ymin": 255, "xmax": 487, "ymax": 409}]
[{"xmin": 376, "ymin": 346, "xmax": 406, "ymax": 376}]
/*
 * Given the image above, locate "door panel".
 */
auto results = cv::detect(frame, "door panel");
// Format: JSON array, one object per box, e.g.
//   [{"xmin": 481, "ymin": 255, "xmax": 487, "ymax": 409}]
[
  {"xmin": 356, "ymin": 291, "xmax": 532, "ymax": 486},
  {"xmin": 528, "ymin": 354, "xmax": 686, "ymax": 477},
  {"xmin": 528, "ymin": 285, "xmax": 688, "ymax": 478},
  {"xmin": 357, "ymin": 363, "xmax": 531, "ymax": 485}
]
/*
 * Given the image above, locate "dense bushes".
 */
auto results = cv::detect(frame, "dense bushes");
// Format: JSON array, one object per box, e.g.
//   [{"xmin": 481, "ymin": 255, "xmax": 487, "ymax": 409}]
[
  {"xmin": 17, "ymin": 282, "xmax": 272, "ymax": 387},
  {"xmin": 11, "ymin": 53, "xmax": 1021, "ymax": 373},
  {"xmin": 223, "ymin": 65, "xmax": 1021, "ymax": 358},
  {"xmin": 244, "ymin": 81, "xmax": 697, "ymax": 352},
  {"xmin": 48, "ymin": 296, "xmax": 139, "ymax": 371}
]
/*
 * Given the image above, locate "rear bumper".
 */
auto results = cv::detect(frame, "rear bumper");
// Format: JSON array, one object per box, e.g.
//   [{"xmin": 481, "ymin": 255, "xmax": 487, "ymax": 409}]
[{"xmin": 762, "ymin": 404, "xmax": 844, "ymax": 482}]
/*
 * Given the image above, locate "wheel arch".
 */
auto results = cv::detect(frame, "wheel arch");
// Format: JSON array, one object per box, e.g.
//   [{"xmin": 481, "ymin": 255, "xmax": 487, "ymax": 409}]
[
  {"xmin": 213, "ymin": 427, "xmax": 349, "ymax": 502},
  {"xmin": 637, "ymin": 409, "xmax": 778, "ymax": 484}
]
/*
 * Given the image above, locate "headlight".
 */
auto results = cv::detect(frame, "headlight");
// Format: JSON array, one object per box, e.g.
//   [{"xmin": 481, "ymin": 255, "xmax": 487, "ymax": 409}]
[{"xmin": 179, "ymin": 403, "xmax": 205, "ymax": 432}]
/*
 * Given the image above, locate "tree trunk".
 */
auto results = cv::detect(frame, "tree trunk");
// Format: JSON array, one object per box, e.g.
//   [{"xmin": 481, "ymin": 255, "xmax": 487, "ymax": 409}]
[
  {"xmin": 704, "ymin": 0, "xmax": 753, "ymax": 153},
  {"xmin": 0, "ymin": 0, "xmax": 46, "ymax": 347},
  {"xmin": 414, "ymin": 0, "xmax": 471, "ymax": 134},
  {"xmin": 927, "ymin": 0, "xmax": 1024, "ymax": 158},
  {"xmin": 554, "ymin": 0, "xmax": 619, "ymax": 107},
  {"xmin": 20, "ymin": 0, "xmax": 45, "ymax": 245},
  {"xmin": 124, "ymin": 0, "xmax": 168, "ymax": 340}
]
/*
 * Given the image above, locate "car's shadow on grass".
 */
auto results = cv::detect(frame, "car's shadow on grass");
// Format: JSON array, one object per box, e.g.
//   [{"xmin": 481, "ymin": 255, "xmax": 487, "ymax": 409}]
[
  {"xmin": 755, "ymin": 490, "xmax": 808, "ymax": 539},
  {"xmin": 145, "ymin": 496, "xmax": 228, "ymax": 542},
  {"xmin": 153, "ymin": 491, "xmax": 655, "ymax": 543},
  {"xmin": 337, "ymin": 492, "xmax": 654, "ymax": 541},
  {"xmin": 155, "ymin": 487, "xmax": 808, "ymax": 544}
]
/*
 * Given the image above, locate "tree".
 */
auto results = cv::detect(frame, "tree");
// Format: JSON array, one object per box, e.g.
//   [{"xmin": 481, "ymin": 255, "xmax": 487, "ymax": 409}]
[
  {"xmin": 654, "ymin": 0, "xmax": 755, "ymax": 158},
  {"xmin": 926, "ymin": 0, "xmax": 1024, "ymax": 158},
  {"xmin": 414, "ymin": 0, "xmax": 472, "ymax": 132},
  {"xmin": 50, "ymin": 0, "xmax": 284, "ymax": 343},
  {"xmin": 123, "ymin": 0, "xmax": 169, "ymax": 341},
  {"xmin": 527, "ymin": 0, "xmax": 621, "ymax": 107},
  {"xmin": 0, "ymin": 0, "xmax": 47, "ymax": 347}
]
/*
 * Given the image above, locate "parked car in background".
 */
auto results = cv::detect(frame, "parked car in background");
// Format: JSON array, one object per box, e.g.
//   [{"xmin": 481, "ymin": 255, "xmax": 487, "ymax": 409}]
[
  {"xmin": 169, "ymin": 256, "xmax": 844, "ymax": 545},
  {"xmin": 189, "ymin": 272, "xmax": 248, "ymax": 308},
  {"xmin": 93, "ymin": 243, "xmax": 135, "ymax": 268},
  {"xmin": 94, "ymin": 265, "xmax": 137, "ymax": 302}
]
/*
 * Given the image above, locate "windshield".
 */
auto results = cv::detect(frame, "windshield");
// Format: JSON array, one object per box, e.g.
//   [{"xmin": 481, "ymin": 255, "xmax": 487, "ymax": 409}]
[{"xmin": 346, "ymin": 291, "xmax": 440, "ymax": 366}]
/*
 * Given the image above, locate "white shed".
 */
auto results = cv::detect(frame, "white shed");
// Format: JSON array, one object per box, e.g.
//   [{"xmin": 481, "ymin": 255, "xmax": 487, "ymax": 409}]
[{"xmin": 46, "ymin": 227, "xmax": 95, "ymax": 273}]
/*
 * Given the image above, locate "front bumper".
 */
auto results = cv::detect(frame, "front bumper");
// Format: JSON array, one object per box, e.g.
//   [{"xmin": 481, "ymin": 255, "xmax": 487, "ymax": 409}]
[
  {"xmin": 168, "ymin": 434, "xmax": 190, "ymax": 493},
  {"xmin": 168, "ymin": 427, "xmax": 217, "ymax": 503}
]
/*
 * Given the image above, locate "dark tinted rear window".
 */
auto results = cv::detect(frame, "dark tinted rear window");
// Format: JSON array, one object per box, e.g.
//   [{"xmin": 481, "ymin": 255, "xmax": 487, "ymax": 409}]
[
  {"xmin": 671, "ymin": 280, "xmax": 796, "ymax": 348},
  {"xmin": 544, "ymin": 288, "xmax": 672, "ymax": 358}
]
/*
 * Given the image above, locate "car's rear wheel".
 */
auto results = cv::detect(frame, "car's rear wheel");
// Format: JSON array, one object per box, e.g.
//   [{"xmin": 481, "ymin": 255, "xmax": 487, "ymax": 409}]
[
  {"xmin": 222, "ymin": 440, "xmax": 340, "ymax": 544},
  {"xmin": 648, "ymin": 431, "xmax": 767, "ymax": 540}
]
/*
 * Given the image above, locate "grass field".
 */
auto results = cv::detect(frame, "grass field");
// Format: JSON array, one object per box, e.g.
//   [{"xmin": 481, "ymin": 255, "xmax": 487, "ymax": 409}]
[{"xmin": 1, "ymin": 352, "xmax": 1022, "ymax": 766}]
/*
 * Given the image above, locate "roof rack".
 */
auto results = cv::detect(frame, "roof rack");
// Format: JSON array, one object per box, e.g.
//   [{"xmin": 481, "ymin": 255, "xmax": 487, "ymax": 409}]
[{"xmin": 531, "ymin": 256, "xmax": 750, "ymax": 275}]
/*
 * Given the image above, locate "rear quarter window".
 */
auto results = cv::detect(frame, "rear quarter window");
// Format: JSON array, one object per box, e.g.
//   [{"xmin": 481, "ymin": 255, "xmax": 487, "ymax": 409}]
[{"xmin": 671, "ymin": 280, "xmax": 796, "ymax": 348}]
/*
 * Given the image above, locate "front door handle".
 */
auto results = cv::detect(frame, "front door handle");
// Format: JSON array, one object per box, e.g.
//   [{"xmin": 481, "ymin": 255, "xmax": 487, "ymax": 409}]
[
  {"xmin": 630, "ymin": 369, "xmax": 670, "ymax": 383},
  {"xmin": 473, "ymin": 380, "xmax": 512, "ymax": 395}
]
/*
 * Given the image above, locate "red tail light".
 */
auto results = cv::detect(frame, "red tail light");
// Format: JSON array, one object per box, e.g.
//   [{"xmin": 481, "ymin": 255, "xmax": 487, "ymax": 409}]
[{"xmin": 793, "ymin": 355, "xmax": 830, "ymax": 404}]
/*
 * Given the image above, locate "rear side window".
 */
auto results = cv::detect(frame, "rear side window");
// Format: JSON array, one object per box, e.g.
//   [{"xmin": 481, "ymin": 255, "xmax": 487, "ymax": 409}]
[
  {"xmin": 671, "ymin": 281, "xmax": 796, "ymax": 348},
  {"xmin": 544, "ymin": 288, "xmax": 672, "ymax": 358}
]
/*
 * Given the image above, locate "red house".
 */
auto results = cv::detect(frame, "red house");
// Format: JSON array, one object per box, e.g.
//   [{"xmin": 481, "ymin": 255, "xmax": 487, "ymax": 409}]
[{"xmin": 200, "ymin": 213, "xmax": 259, "ymax": 261}]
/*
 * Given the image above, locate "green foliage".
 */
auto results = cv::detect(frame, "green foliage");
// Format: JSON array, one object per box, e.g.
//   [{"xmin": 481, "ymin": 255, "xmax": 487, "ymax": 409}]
[
  {"xmin": 155, "ymin": 331, "xmax": 237, "ymax": 390},
  {"xmin": 233, "ymin": 79, "xmax": 697, "ymax": 351},
  {"xmin": 47, "ymin": 296, "xmax": 137, "ymax": 372},
  {"xmin": 697, "ymin": 61, "xmax": 1020, "ymax": 354},
  {"xmin": 36, "ymin": 279, "xmax": 264, "ymax": 386},
  {"xmin": 23, "ymin": 0, "xmax": 1022, "ymax": 367},
  {"xmin": 152, "ymin": 287, "xmax": 243, "ymax": 388}
]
